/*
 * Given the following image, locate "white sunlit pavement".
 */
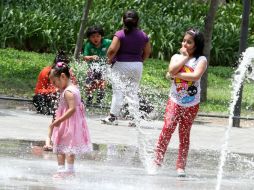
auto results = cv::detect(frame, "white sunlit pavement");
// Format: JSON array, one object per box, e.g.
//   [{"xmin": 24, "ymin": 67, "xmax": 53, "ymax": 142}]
[{"xmin": 0, "ymin": 108, "xmax": 254, "ymax": 154}]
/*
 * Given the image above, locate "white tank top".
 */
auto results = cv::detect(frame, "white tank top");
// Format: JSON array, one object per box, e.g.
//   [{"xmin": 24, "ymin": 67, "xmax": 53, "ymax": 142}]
[{"xmin": 170, "ymin": 54, "xmax": 207, "ymax": 107}]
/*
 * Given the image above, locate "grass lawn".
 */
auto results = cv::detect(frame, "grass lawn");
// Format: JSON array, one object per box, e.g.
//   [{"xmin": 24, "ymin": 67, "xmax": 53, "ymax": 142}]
[{"xmin": 0, "ymin": 48, "xmax": 254, "ymax": 116}]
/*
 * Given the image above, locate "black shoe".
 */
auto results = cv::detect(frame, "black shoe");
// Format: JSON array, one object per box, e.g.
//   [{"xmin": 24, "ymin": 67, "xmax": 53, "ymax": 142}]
[
  {"xmin": 96, "ymin": 98, "xmax": 102, "ymax": 105},
  {"xmin": 86, "ymin": 96, "xmax": 93, "ymax": 105},
  {"xmin": 96, "ymin": 90, "xmax": 105, "ymax": 104},
  {"xmin": 101, "ymin": 115, "xmax": 118, "ymax": 125}
]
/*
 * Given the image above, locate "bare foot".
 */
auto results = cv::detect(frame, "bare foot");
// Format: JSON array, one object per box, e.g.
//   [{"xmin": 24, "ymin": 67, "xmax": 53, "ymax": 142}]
[{"xmin": 52, "ymin": 171, "xmax": 75, "ymax": 179}]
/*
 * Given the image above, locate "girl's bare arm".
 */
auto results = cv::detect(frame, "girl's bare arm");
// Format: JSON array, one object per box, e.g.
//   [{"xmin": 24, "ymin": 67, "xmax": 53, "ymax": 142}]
[
  {"xmin": 173, "ymin": 59, "xmax": 207, "ymax": 81},
  {"xmin": 50, "ymin": 90, "xmax": 76, "ymax": 127}
]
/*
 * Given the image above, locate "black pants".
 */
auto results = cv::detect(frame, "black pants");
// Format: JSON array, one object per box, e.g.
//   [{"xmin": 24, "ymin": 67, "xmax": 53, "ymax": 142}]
[{"xmin": 32, "ymin": 93, "xmax": 58, "ymax": 116}]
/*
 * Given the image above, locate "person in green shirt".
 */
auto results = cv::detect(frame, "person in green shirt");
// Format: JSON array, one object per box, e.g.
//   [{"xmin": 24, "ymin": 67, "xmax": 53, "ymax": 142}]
[{"xmin": 83, "ymin": 25, "xmax": 112, "ymax": 105}]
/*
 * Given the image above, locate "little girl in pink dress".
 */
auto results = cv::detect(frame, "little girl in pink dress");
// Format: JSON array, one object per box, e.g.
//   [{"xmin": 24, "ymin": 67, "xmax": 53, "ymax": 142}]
[{"xmin": 49, "ymin": 61, "xmax": 92, "ymax": 178}]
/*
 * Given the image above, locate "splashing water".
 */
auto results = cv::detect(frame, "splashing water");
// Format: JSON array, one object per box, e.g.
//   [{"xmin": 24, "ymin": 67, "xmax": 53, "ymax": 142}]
[
  {"xmin": 70, "ymin": 57, "xmax": 107, "ymax": 99},
  {"xmin": 70, "ymin": 57, "xmax": 159, "ymax": 173},
  {"xmin": 104, "ymin": 62, "xmax": 158, "ymax": 172},
  {"xmin": 216, "ymin": 47, "xmax": 254, "ymax": 190}
]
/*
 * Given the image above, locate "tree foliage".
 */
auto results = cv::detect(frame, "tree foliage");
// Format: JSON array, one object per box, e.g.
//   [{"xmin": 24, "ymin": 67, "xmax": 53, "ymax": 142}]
[{"xmin": 1, "ymin": 0, "xmax": 253, "ymax": 66}]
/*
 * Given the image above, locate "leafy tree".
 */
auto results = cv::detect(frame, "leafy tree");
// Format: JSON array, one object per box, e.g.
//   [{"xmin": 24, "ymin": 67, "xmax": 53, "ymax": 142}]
[
  {"xmin": 74, "ymin": 0, "xmax": 93, "ymax": 60},
  {"xmin": 201, "ymin": 0, "xmax": 220, "ymax": 102},
  {"xmin": 232, "ymin": 0, "xmax": 251, "ymax": 127}
]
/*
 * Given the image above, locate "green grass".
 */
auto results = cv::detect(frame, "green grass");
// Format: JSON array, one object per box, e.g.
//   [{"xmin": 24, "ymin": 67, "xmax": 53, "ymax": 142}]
[
  {"xmin": 1, "ymin": 48, "xmax": 254, "ymax": 115},
  {"xmin": 0, "ymin": 48, "xmax": 54, "ymax": 97}
]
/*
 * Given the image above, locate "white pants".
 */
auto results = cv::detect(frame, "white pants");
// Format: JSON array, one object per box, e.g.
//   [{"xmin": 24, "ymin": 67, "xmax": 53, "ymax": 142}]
[{"xmin": 109, "ymin": 61, "xmax": 143, "ymax": 117}]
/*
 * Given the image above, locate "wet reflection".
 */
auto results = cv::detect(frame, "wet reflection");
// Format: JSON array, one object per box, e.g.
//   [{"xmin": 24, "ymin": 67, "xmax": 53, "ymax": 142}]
[{"xmin": 0, "ymin": 139, "xmax": 253, "ymax": 190}]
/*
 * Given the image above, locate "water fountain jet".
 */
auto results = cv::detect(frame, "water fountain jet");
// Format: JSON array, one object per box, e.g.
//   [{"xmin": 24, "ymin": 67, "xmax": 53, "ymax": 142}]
[{"xmin": 216, "ymin": 47, "xmax": 254, "ymax": 190}]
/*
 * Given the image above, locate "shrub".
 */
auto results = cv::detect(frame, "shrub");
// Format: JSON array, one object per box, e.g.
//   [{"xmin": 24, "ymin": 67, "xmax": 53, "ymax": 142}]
[{"xmin": 0, "ymin": 0, "xmax": 253, "ymax": 66}]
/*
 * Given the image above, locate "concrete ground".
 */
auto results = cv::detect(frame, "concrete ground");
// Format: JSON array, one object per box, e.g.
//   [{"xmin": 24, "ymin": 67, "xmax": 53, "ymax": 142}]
[
  {"xmin": 0, "ymin": 102, "xmax": 254, "ymax": 190},
  {"xmin": 0, "ymin": 108, "xmax": 253, "ymax": 154}
]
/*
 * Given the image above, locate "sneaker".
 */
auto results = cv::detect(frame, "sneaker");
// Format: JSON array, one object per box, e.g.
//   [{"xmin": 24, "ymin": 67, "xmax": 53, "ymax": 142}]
[
  {"xmin": 177, "ymin": 168, "xmax": 186, "ymax": 177},
  {"xmin": 101, "ymin": 116, "xmax": 118, "ymax": 125},
  {"xmin": 86, "ymin": 96, "xmax": 93, "ymax": 105},
  {"xmin": 96, "ymin": 99, "xmax": 102, "ymax": 105},
  {"xmin": 86, "ymin": 100, "xmax": 92, "ymax": 106},
  {"xmin": 128, "ymin": 121, "xmax": 136, "ymax": 127},
  {"xmin": 147, "ymin": 161, "xmax": 161, "ymax": 175}
]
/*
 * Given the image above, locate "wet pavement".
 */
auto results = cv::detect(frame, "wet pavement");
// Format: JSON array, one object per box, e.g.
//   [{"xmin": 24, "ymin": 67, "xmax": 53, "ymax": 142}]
[{"xmin": 0, "ymin": 106, "xmax": 254, "ymax": 190}]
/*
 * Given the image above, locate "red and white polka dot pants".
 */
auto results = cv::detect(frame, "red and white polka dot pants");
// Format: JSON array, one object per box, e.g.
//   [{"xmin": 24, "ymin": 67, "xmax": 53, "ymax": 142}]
[{"xmin": 155, "ymin": 99, "xmax": 199, "ymax": 169}]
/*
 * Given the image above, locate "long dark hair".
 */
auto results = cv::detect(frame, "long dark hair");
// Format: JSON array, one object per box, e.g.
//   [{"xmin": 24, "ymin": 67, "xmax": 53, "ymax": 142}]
[
  {"xmin": 123, "ymin": 10, "xmax": 139, "ymax": 34},
  {"xmin": 186, "ymin": 28, "xmax": 205, "ymax": 59}
]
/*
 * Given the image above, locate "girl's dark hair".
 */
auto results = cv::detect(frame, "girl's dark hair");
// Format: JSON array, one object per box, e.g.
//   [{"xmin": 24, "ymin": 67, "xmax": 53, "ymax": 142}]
[
  {"xmin": 51, "ymin": 62, "xmax": 70, "ymax": 78},
  {"xmin": 123, "ymin": 10, "xmax": 139, "ymax": 34},
  {"xmin": 186, "ymin": 28, "xmax": 205, "ymax": 59},
  {"xmin": 53, "ymin": 50, "xmax": 70, "ymax": 65},
  {"xmin": 51, "ymin": 50, "xmax": 70, "ymax": 78},
  {"xmin": 86, "ymin": 25, "xmax": 104, "ymax": 38}
]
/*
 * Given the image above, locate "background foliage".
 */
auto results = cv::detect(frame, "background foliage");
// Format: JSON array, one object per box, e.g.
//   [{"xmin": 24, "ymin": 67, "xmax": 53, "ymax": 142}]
[
  {"xmin": 1, "ymin": 48, "xmax": 254, "ymax": 115},
  {"xmin": 1, "ymin": 0, "xmax": 254, "ymax": 66}
]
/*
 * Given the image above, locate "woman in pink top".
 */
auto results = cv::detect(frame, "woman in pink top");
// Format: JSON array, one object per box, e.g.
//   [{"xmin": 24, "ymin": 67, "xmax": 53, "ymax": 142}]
[{"xmin": 48, "ymin": 62, "xmax": 92, "ymax": 178}]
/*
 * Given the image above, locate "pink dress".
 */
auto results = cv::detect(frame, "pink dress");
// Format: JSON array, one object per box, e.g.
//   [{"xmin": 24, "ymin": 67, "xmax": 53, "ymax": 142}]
[{"xmin": 52, "ymin": 85, "xmax": 92, "ymax": 154}]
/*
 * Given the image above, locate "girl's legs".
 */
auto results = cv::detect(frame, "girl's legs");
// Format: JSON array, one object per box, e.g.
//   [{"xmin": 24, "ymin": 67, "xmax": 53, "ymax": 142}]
[
  {"xmin": 66, "ymin": 154, "xmax": 75, "ymax": 173},
  {"xmin": 96, "ymin": 80, "xmax": 106, "ymax": 104},
  {"xmin": 53, "ymin": 154, "xmax": 75, "ymax": 178},
  {"xmin": 176, "ymin": 104, "xmax": 199, "ymax": 170},
  {"xmin": 86, "ymin": 84, "xmax": 96, "ymax": 105},
  {"xmin": 56, "ymin": 154, "xmax": 66, "ymax": 172},
  {"xmin": 85, "ymin": 70, "xmax": 95, "ymax": 105},
  {"xmin": 155, "ymin": 99, "xmax": 179, "ymax": 165}
]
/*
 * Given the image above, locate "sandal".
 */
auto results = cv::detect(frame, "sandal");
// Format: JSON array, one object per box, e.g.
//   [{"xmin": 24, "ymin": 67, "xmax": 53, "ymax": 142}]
[
  {"xmin": 43, "ymin": 145, "xmax": 53, "ymax": 151},
  {"xmin": 43, "ymin": 137, "xmax": 53, "ymax": 151}
]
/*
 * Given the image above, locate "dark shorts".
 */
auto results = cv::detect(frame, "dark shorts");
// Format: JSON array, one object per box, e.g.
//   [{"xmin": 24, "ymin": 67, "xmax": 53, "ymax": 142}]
[
  {"xmin": 85, "ymin": 70, "xmax": 103, "ymax": 85},
  {"xmin": 32, "ymin": 93, "xmax": 59, "ymax": 117}
]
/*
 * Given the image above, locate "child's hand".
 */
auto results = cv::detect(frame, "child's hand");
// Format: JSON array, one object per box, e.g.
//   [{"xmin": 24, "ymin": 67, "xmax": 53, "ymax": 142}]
[
  {"xmin": 166, "ymin": 72, "xmax": 173, "ymax": 80},
  {"xmin": 179, "ymin": 47, "xmax": 189, "ymax": 57},
  {"xmin": 50, "ymin": 119, "xmax": 61, "ymax": 128},
  {"xmin": 91, "ymin": 55, "xmax": 99, "ymax": 60},
  {"xmin": 83, "ymin": 55, "xmax": 99, "ymax": 61}
]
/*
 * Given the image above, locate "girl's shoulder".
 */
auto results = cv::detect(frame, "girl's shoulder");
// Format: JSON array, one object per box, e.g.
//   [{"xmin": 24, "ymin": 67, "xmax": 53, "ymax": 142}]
[
  {"xmin": 196, "ymin": 55, "xmax": 207, "ymax": 62},
  {"xmin": 188, "ymin": 56, "xmax": 207, "ymax": 69},
  {"xmin": 171, "ymin": 54, "xmax": 181, "ymax": 61},
  {"xmin": 63, "ymin": 85, "xmax": 78, "ymax": 94}
]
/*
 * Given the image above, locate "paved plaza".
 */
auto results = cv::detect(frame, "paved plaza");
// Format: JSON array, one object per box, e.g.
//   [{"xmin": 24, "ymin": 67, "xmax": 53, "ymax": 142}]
[{"xmin": 0, "ymin": 104, "xmax": 253, "ymax": 190}]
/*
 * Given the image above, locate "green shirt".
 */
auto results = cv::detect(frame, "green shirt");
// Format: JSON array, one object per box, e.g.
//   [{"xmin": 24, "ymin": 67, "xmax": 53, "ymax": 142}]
[{"xmin": 83, "ymin": 38, "xmax": 112, "ymax": 57}]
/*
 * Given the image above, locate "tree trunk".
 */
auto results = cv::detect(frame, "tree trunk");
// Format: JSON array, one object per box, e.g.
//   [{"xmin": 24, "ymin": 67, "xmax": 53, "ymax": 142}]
[
  {"xmin": 74, "ymin": 0, "xmax": 93, "ymax": 60},
  {"xmin": 232, "ymin": 0, "xmax": 251, "ymax": 127},
  {"xmin": 200, "ymin": 0, "xmax": 220, "ymax": 102}
]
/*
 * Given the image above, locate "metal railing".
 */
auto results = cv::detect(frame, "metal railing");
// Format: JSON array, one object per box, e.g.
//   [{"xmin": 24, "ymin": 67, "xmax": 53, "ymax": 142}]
[{"xmin": 1, "ymin": 95, "xmax": 254, "ymax": 120}]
